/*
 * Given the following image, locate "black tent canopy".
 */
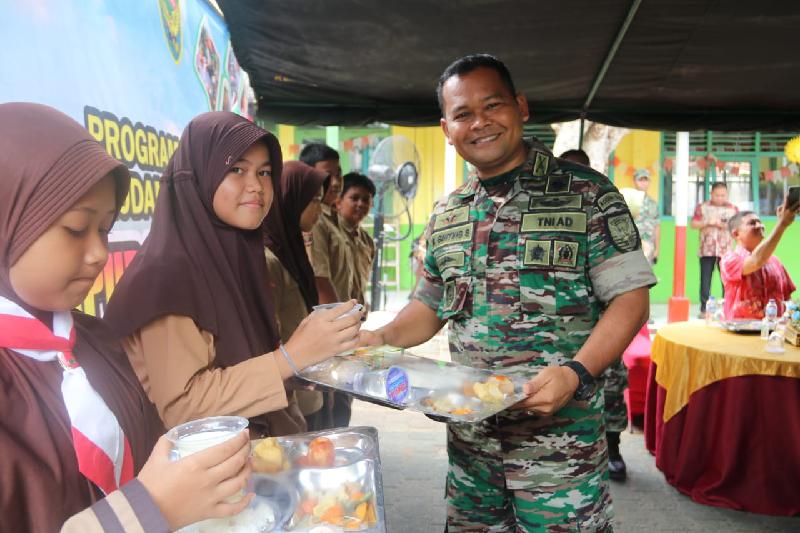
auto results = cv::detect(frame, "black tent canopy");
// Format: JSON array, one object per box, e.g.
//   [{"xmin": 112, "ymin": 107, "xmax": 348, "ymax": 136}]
[{"xmin": 218, "ymin": 0, "xmax": 800, "ymax": 131}]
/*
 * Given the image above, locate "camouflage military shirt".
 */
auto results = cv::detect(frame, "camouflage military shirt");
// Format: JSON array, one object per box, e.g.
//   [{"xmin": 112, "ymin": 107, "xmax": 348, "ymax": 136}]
[
  {"xmin": 415, "ymin": 138, "xmax": 656, "ymax": 370},
  {"xmin": 413, "ymin": 138, "xmax": 656, "ymax": 532}
]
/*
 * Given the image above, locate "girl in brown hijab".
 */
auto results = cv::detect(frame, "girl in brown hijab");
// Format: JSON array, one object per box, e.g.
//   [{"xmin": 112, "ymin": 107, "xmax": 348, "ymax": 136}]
[
  {"xmin": 0, "ymin": 103, "xmax": 253, "ymax": 532},
  {"xmin": 263, "ymin": 161, "xmax": 328, "ymax": 424},
  {"xmin": 104, "ymin": 112, "xmax": 360, "ymax": 436}
]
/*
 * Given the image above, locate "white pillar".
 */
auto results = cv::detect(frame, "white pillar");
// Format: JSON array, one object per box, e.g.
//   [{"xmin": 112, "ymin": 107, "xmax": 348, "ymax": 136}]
[
  {"xmin": 675, "ymin": 132, "xmax": 690, "ymax": 227},
  {"xmin": 444, "ymin": 140, "xmax": 457, "ymax": 194}
]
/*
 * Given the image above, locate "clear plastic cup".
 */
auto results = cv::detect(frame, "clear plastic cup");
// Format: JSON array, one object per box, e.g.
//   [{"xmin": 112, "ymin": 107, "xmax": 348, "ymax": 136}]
[
  {"xmin": 312, "ymin": 302, "xmax": 364, "ymax": 320},
  {"xmin": 166, "ymin": 416, "xmax": 249, "ymax": 502}
]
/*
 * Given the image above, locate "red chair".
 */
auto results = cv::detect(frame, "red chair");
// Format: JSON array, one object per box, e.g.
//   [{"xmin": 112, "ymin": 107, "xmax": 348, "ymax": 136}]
[{"xmin": 623, "ymin": 324, "xmax": 652, "ymax": 421}]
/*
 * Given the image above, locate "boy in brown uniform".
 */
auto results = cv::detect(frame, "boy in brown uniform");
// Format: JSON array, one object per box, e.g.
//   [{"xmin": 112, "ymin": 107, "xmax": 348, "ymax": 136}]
[{"xmin": 338, "ymin": 172, "xmax": 376, "ymax": 309}]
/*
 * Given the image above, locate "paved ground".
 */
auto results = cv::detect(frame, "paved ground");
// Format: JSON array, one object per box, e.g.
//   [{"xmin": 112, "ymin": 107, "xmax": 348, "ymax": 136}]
[{"xmin": 349, "ymin": 296, "xmax": 799, "ymax": 532}]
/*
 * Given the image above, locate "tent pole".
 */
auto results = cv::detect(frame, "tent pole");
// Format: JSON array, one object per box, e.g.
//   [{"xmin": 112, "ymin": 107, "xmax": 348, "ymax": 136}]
[
  {"xmin": 581, "ymin": 0, "xmax": 642, "ymax": 111},
  {"xmin": 578, "ymin": 115, "xmax": 585, "ymax": 149}
]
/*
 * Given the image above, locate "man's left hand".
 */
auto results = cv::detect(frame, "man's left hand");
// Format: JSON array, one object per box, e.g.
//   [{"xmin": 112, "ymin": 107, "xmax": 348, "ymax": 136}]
[{"xmin": 513, "ymin": 365, "xmax": 580, "ymax": 416}]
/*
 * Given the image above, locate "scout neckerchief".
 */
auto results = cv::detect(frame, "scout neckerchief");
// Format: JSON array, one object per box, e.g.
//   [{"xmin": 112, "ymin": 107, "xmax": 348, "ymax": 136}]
[{"xmin": 0, "ymin": 296, "xmax": 133, "ymax": 495}]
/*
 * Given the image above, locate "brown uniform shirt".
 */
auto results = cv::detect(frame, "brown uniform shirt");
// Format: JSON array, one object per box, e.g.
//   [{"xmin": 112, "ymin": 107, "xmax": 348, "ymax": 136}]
[
  {"xmin": 264, "ymin": 247, "xmax": 323, "ymax": 415},
  {"xmin": 122, "ymin": 315, "xmax": 290, "ymax": 429},
  {"xmin": 341, "ymin": 220, "xmax": 375, "ymax": 306},
  {"xmin": 311, "ymin": 204, "xmax": 354, "ymax": 301}
]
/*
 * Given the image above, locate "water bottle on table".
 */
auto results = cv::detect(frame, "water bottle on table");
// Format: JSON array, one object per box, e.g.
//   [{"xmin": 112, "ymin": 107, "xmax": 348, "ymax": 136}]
[
  {"xmin": 762, "ymin": 299, "xmax": 779, "ymax": 340},
  {"xmin": 705, "ymin": 296, "xmax": 718, "ymax": 325}
]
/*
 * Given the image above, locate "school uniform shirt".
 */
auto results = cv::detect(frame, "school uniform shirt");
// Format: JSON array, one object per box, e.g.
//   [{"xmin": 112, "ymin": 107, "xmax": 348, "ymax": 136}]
[
  {"xmin": 311, "ymin": 204, "xmax": 355, "ymax": 301},
  {"xmin": 265, "ymin": 247, "xmax": 322, "ymax": 417},
  {"xmin": 122, "ymin": 315, "xmax": 297, "ymax": 435},
  {"xmin": 341, "ymin": 220, "xmax": 375, "ymax": 307}
]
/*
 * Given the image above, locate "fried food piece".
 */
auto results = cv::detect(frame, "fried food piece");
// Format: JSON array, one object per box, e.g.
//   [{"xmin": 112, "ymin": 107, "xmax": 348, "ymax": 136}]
[{"xmin": 252, "ymin": 437, "xmax": 287, "ymax": 473}]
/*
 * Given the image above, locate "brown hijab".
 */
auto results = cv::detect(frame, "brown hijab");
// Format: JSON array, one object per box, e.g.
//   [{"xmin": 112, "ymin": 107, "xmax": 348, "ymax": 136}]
[
  {"xmin": 0, "ymin": 102, "xmax": 164, "ymax": 531},
  {"xmin": 104, "ymin": 112, "xmax": 283, "ymax": 368},
  {"xmin": 263, "ymin": 160, "xmax": 326, "ymax": 310}
]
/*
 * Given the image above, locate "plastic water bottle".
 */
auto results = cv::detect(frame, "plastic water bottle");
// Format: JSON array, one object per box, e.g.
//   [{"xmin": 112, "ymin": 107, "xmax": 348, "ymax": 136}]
[
  {"xmin": 353, "ymin": 367, "xmax": 410, "ymax": 405},
  {"xmin": 766, "ymin": 299, "xmax": 778, "ymax": 326},
  {"xmin": 705, "ymin": 296, "xmax": 718, "ymax": 325},
  {"xmin": 762, "ymin": 299, "xmax": 779, "ymax": 340}
]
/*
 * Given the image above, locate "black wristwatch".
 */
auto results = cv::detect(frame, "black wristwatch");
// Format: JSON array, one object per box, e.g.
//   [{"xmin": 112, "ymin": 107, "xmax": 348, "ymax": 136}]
[{"xmin": 561, "ymin": 360, "xmax": 596, "ymax": 401}]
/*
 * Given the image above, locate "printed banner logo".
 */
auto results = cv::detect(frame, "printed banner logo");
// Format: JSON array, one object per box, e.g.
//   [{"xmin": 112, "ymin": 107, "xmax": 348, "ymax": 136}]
[{"xmin": 159, "ymin": 0, "xmax": 183, "ymax": 63}]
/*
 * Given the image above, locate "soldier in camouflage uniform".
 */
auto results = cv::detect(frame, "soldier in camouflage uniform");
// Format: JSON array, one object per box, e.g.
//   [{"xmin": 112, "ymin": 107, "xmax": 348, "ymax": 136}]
[{"xmin": 361, "ymin": 55, "xmax": 655, "ymax": 532}]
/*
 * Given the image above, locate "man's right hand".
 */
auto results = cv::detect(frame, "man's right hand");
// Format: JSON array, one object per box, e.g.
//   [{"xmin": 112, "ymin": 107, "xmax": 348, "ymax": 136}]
[{"xmin": 777, "ymin": 198, "xmax": 798, "ymax": 228}]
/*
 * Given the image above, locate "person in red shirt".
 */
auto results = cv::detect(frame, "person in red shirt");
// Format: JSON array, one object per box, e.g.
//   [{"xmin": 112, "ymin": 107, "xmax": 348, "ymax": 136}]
[{"xmin": 720, "ymin": 197, "xmax": 798, "ymax": 319}]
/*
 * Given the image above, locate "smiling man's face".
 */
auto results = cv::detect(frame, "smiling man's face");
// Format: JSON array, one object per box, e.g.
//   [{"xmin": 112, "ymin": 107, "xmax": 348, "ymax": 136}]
[{"xmin": 440, "ymin": 67, "xmax": 529, "ymax": 179}]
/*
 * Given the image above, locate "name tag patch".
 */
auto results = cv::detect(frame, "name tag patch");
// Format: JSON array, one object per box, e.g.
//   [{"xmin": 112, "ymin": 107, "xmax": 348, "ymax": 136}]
[
  {"xmin": 529, "ymin": 194, "xmax": 582, "ymax": 210},
  {"xmin": 431, "ymin": 223, "xmax": 473, "ymax": 250},
  {"xmin": 546, "ymin": 173, "xmax": 572, "ymax": 194},
  {"xmin": 521, "ymin": 212, "xmax": 587, "ymax": 233},
  {"xmin": 597, "ymin": 191, "xmax": 626, "ymax": 212},
  {"xmin": 606, "ymin": 213, "xmax": 640, "ymax": 252},
  {"xmin": 553, "ymin": 240, "xmax": 579, "ymax": 268},
  {"xmin": 522, "ymin": 239, "xmax": 551, "ymax": 266},
  {"xmin": 433, "ymin": 206, "xmax": 470, "ymax": 231}
]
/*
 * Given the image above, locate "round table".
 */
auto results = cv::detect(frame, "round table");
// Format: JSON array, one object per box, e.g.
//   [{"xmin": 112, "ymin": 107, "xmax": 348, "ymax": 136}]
[{"xmin": 644, "ymin": 322, "xmax": 800, "ymax": 516}]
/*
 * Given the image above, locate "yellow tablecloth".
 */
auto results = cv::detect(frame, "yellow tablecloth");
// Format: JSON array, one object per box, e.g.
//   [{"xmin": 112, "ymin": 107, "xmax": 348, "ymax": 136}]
[{"xmin": 652, "ymin": 322, "xmax": 800, "ymax": 422}]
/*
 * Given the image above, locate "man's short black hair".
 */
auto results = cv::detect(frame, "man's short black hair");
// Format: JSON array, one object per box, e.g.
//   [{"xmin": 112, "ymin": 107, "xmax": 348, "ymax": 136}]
[
  {"xmin": 299, "ymin": 143, "xmax": 339, "ymax": 167},
  {"xmin": 436, "ymin": 54, "xmax": 517, "ymax": 115},
  {"xmin": 711, "ymin": 181, "xmax": 728, "ymax": 191},
  {"xmin": 342, "ymin": 172, "xmax": 376, "ymax": 198},
  {"xmin": 728, "ymin": 210, "xmax": 756, "ymax": 233},
  {"xmin": 559, "ymin": 149, "xmax": 590, "ymax": 166}
]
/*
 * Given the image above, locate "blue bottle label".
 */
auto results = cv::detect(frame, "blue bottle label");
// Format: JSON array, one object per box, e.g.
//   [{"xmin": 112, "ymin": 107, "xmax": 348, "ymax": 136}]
[{"xmin": 385, "ymin": 367, "xmax": 409, "ymax": 404}]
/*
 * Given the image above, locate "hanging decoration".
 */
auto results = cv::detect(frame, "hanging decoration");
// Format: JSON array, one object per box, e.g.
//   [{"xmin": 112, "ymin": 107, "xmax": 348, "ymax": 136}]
[{"xmin": 785, "ymin": 136, "xmax": 800, "ymax": 163}]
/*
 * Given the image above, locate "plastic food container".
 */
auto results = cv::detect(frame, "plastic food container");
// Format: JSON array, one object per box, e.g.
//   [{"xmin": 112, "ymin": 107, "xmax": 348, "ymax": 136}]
[
  {"xmin": 250, "ymin": 427, "xmax": 386, "ymax": 532},
  {"xmin": 298, "ymin": 347, "xmax": 529, "ymax": 423}
]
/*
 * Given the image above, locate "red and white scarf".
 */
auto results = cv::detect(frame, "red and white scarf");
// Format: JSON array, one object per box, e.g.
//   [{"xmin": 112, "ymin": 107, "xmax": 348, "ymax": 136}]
[{"xmin": 0, "ymin": 296, "xmax": 133, "ymax": 494}]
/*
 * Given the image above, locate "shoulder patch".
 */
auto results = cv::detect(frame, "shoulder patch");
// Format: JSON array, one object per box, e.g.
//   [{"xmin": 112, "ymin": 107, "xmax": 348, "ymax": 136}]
[
  {"xmin": 545, "ymin": 173, "xmax": 572, "ymax": 194},
  {"xmin": 597, "ymin": 191, "xmax": 626, "ymax": 212},
  {"xmin": 606, "ymin": 213, "xmax": 640, "ymax": 252},
  {"xmin": 532, "ymin": 151, "xmax": 551, "ymax": 176},
  {"xmin": 433, "ymin": 206, "xmax": 470, "ymax": 231},
  {"xmin": 522, "ymin": 239, "xmax": 551, "ymax": 266},
  {"xmin": 529, "ymin": 194, "xmax": 582, "ymax": 210},
  {"xmin": 431, "ymin": 223, "xmax": 474, "ymax": 251},
  {"xmin": 521, "ymin": 212, "xmax": 587, "ymax": 233}
]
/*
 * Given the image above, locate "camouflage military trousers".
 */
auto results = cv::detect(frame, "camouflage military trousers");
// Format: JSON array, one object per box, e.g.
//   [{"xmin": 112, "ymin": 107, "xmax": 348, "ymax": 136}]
[
  {"xmin": 446, "ymin": 390, "xmax": 613, "ymax": 532},
  {"xmin": 601, "ymin": 358, "xmax": 628, "ymax": 433}
]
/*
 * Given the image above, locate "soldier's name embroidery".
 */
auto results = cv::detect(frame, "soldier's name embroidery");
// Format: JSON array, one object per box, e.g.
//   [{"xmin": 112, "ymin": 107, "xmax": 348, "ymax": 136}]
[
  {"xmin": 433, "ymin": 206, "xmax": 470, "ymax": 231},
  {"xmin": 529, "ymin": 194, "xmax": 582, "ymax": 210},
  {"xmin": 545, "ymin": 173, "xmax": 572, "ymax": 194},
  {"xmin": 436, "ymin": 250, "xmax": 466, "ymax": 272},
  {"xmin": 553, "ymin": 240, "xmax": 579, "ymax": 268},
  {"xmin": 606, "ymin": 212, "xmax": 640, "ymax": 252},
  {"xmin": 532, "ymin": 151, "xmax": 550, "ymax": 176},
  {"xmin": 597, "ymin": 191, "xmax": 626, "ymax": 212},
  {"xmin": 431, "ymin": 222, "xmax": 473, "ymax": 250},
  {"xmin": 521, "ymin": 212, "xmax": 587, "ymax": 233},
  {"xmin": 522, "ymin": 239, "xmax": 551, "ymax": 266}
]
